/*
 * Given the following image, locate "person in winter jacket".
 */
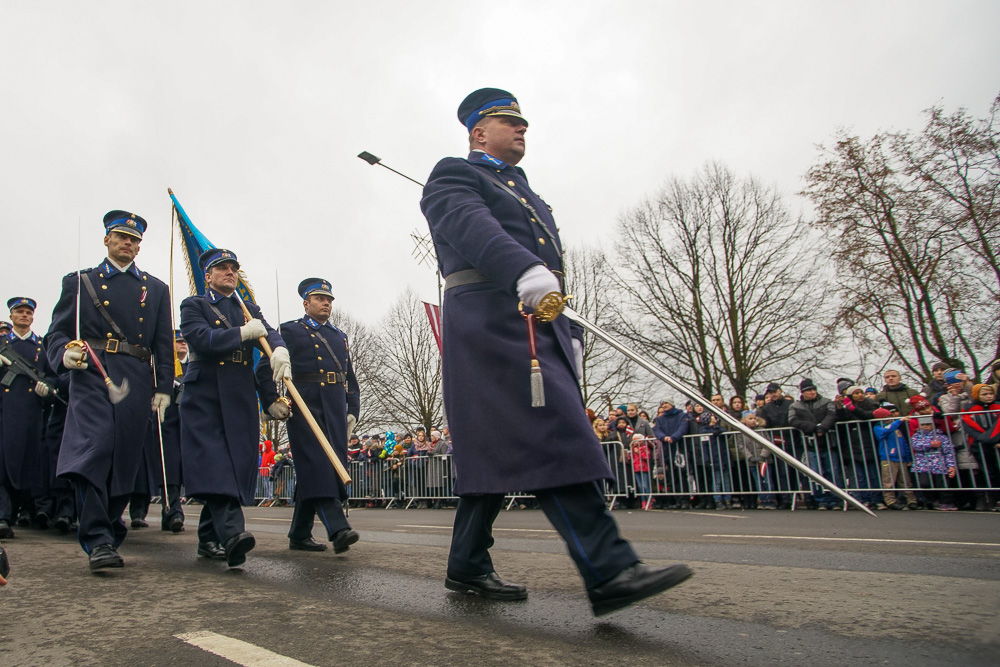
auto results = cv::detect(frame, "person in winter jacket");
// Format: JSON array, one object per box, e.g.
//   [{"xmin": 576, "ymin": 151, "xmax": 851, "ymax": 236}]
[
  {"xmin": 654, "ymin": 400, "xmax": 693, "ymax": 508},
  {"xmin": 961, "ymin": 384, "xmax": 1000, "ymax": 511},
  {"xmin": 875, "ymin": 370, "xmax": 921, "ymax": 415},
  {"xmin": 688, "ymin": 404, "xmax": 732, "ymax": 509},
  {"xmin": 872, "ymin": 406, "xmax": 918, "ymax": 509},
  {"xmin": 834, "ymin": 386, "xmax": 882, "ymax": 508},
  {"xmin": 789, "ymin": 378, "xmax": 841, "ymax": 509},
  {"xmin": 732, "ymin": 414, "xmax": 776, "ymax": 509},
  {"xmin": 909, "ymin": 414, "xmax": 957, "ymax": 510}
]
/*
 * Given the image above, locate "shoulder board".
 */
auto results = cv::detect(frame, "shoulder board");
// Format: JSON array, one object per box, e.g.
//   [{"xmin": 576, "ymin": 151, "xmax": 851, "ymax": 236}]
[{"xmin": 64, "ymin": 268, "xmax": 95, "ymax": 279}]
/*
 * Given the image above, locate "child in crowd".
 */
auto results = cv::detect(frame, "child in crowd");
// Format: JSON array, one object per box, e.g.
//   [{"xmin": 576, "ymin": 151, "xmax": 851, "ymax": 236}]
[
  {"xmin": 872, "ymin": 405, "xmax": 918, "ymax": 510},
  {"xmin": 630, "ymin": 434, "xmax": 653, "ymax": 509},
  {"xmin": 732, "ymin": 414, "xmax": 777, "ymax": 509},
  {"xmin": 961, "ymin": 384, "xmax": 1000, "ymax": 512},
  {"xmin": 909, "ymin": 401, "xmax": 957, "ymax": 510}
]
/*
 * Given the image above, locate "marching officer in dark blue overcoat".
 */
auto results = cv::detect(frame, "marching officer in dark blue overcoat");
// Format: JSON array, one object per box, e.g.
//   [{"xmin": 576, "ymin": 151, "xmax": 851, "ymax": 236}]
[
  {"xmin": 179, "ymin": 249, "xmax": 291, "ymax": 567},
  {"xmin": 420, "ymin": 88, "xmax": 692, "ymax": 616},
  {"xmin": 46, "ymin": 212, "xmax": 174, "ymax": 571},
  {"xmin": 279, "ymin": 278, "xmax": 360, "ymax": 553},
  {"xmin": 0, "ymin": 297, "xmax": 56, "ymax": 537}
]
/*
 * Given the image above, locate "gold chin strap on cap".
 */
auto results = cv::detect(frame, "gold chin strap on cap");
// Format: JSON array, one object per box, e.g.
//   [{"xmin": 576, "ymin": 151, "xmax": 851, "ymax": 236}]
[{"xmin": 532, "ymin": 292, "xmax": 573, "ymax": 323}]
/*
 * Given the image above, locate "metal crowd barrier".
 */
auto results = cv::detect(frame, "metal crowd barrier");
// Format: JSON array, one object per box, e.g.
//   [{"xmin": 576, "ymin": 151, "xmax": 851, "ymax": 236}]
[
  {"xmin": 254, "ymin": 465, "xmax": 296, "ymax": 505},
  {"xmin": 245, "ymin": 408, "xmax": 1000, "ymax": 511}
]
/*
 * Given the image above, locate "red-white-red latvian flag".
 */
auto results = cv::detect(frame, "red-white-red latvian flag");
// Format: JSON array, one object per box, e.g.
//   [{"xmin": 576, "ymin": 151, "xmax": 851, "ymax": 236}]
[{"xmin": 423, "ymin": 302, "xmax": 442, "ymax": 354}]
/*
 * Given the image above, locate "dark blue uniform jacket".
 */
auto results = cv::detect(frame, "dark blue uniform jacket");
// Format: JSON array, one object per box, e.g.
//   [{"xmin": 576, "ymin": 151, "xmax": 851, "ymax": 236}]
[
  {"xmin": 280, "ymin": 316, "xmax": 359, "ymax": 501},
  {"xmin": 0, "ymin": 331, "xmax": 55, "ymax": 490},
  {"xmin": 47, "ymin": 261, "xmax": 173, "ymax": 496},
  {"xmin": 179, "ymin": 290, "xmax": 281, "ymax": 505},
  {"xmin": 420, "ymin": 151, "xmax": 611, "ymax": 494}
]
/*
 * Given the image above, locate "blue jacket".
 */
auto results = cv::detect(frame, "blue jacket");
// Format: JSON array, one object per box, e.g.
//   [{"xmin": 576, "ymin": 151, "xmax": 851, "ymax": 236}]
[
  {"xmin": 179, "ymin": 290, "xmax": 282, "ymax": 504},
  {"xmin": 0, "ymin": 331, "xmax": 55, "ymax": 491},
  {"xmin": 874, "ymin": 419, "xmax": 912, "ymax": 463},
  {"xmin": 654, "ymin": 407, "xmax": 689, "ymax": 444},
  {"xmin": 420, "ymin": 151, "xmax": 609, "ymax": 494},
  {"xmin": 47, "ymin": 260, "xmax": 173, "ymax": 496},
  {"xmin": 280, "ymin": 316, "xmax": 359, "ymax": 501}
]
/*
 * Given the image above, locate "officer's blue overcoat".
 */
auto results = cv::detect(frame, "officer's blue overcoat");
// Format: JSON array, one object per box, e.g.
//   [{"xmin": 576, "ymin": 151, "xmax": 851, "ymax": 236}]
[
  {"xmin": 280, "ymin": 317, "xmax": 359, "ymax": 501},
  {"xmin": 179, "ymin": 291, "xmax": 281, "ymax": 505},
  {"xmin": 46, "ymin": 262, "xmax": 173, "ymax": 497},
  {"xmin": 0, "ymin": 332, "xmax": 53, "ymax": 490},
  {"xmin": 420, "ymin": 152, "xmax": 612, "ymax": 495}
]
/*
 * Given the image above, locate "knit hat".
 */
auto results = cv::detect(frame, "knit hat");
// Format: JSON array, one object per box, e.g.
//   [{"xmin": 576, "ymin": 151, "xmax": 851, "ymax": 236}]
[
  {"xmin": 845, "ymin": 385, "xmax": 864, "ymax": 396},
  {"xmin": 971, "ymin": 384, "xmax": 994, "ymax": 401},
  {"xmin": 865, "ymin": 387, "xmax": 876, "ymax": 394},
  {"xmin": 754, "ymin": 394, "xmax": 765, "ymax": 401},
  {"xmin": 836, "ymin": 380, "xmax": 853, "ymax": 395},
  {"xmin": 799, "ymin": 378, "xmax": 817, "ymax": 392},
  {"xmin": 873, "ymin": 408, "xmax": 891, "ymax": 419},
  {"xmin": 931, "ymin": 361, "xmax": 950, "ymax": 372},
  {"xmin": 908, "ymin": 395, "xmax": 931, "ymax": 411}
]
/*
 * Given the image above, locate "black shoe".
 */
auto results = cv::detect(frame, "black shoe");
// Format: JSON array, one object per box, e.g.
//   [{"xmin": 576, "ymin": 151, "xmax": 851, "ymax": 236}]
[
  {"xmin": 33, "ymin": 512, "xmax": 50, "ymax": 529},
  {"xmin": 331, "ymin": 528, "xmax": 359, "ymax": 554},
  {"xmin": 290, "ymin": 537, "xmax": 328, "ymax": 552},
  {"xmin": 0, "ymin": 521, "xmax": 13, "ymax": 539},
  {"xmin": 164, "ymin": 517, "xmax": 185, "ymax": 533},
  {"xmin": 54, "ymin": 516, "xmax": 73, "ymax": 533},
  {"xmin": 224, "ymin": 532, "xmax": 255, "ymax": 567},
  {"xmin": 16, "ymin": 513, "xmax": 31, "ymax": 528},
  {"xmin": 130, "ymin": 518, "xmax": 149, "ymax": 528},
  {"xmin": 0, "ymin": 544, "xmax": 9, "ymax": 580},
  {"xmin": 588, "ymin": 562, "xmax": 693, "ymax": 617},
  {"xmin": 88, "ymin": 544, "xmax": 124, "ymax": 571},
  {"xmin": 196, "ymin": 541, "xmax": 227, "ymax": 560},
  {"xmin": 445, "ymin": 572, "xmax": 528, "ymax": 600}
]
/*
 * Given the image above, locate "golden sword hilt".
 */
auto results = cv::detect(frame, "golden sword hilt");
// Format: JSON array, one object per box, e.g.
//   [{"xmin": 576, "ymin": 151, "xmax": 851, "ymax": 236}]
[{"xmin": 531, "ymin": 292, "xmax": 573, "ymax": 322}]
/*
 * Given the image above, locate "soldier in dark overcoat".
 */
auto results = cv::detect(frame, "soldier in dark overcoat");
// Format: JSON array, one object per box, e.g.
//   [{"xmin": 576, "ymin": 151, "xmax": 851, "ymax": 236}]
[
  {"xmin": 46, "ymin": 212, "xmax": 174, "ymax": 571},
  {"xmin": 420, "ymin": 88, "xmax": 692, "ymax": 616},
  {"xmin": 0, "ymin": 298, "xmax": 56, "ymax": 536},
  {"xmin": 37, "ymin": 367, "xmax": 75, "ymax": 533},
  {"xmin": 179, "ymin": 249, "xmax": 291, "ymax": 567},
  {"xmin": 279, "ymin": 278, "xmax": 360, "ymax": 553}
]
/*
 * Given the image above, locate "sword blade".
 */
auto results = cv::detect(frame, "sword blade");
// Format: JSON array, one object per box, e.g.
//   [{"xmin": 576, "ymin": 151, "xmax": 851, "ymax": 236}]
[{"xmin": 562, "ymin": 306, "xmax": 876, "ymax": 517}]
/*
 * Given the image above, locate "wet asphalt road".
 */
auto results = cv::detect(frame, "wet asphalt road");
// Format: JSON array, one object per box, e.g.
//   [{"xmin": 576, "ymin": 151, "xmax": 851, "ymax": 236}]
[{"xmin": 1, "ymin": 504, "xmax": 998, "ymax": 666}]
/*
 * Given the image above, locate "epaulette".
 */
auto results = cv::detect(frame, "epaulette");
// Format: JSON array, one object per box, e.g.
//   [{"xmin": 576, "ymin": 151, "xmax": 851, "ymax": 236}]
[{"xmin": 64, "ymin": 267, "xmax": 95, "ymax": 279}]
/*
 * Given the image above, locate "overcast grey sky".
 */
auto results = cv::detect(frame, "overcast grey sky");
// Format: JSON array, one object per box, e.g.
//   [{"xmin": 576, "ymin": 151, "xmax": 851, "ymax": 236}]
[{"xmin": 3, "ymin": 1, "xmax": 998, "ymax": 336}]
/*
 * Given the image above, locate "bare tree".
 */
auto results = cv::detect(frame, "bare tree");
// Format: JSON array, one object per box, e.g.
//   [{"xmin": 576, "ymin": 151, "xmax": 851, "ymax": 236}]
[
  {"xmin": 612, "ymin": 162, "xmax": 833, "ymax": 399},
  {"xmin": 563, "ymin": 247, "xmax": 658, "ymax": 412},
  {"xmin": 326, "ymin": 307, "xmax": 386, "ymax": 435},
  {"xmin": 803, "ymin": 93, "xmax": 1000, "ymax": 380},
  {"xmin": 368, "ymin": 289, "xmax": 443, "ymax": 433}
]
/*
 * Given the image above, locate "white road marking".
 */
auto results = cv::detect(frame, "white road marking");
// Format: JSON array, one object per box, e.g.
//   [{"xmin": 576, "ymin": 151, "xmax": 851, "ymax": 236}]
[
  {"xmin": 397, "ymin": 524, "xmax": 556, "ymax": 533},
  {"xmin": 703, "ymin": 534, "xmax": 1000, "ymax": 547},
  {"xmin": 176, "ymin": 631, "xmax": 314, "ymax": 666},
  {"xmin": 670, "ymin": 511, "xmax": 747, "ymax": 519}
]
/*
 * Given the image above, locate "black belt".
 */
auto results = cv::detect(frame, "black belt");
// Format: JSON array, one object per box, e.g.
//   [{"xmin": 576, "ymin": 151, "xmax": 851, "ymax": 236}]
[
  {"xmin": 443, "ymin": 269, "xmax": 492, "ymax": 292},
  {"xmin": 187, "ymin": 349, "xmax": 246, "ymax": 364},
  {"xmin": 86, "ymin": 338, "xmax": 151, "ymax": 363},
  {"xmin": 296, "ymin": 371, "xmax": 347, "ymax": 385}
]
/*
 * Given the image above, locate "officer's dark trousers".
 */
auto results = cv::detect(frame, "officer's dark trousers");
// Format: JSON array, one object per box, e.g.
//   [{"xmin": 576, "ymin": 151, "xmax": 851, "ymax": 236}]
[
  {"xmin": 0, "ymin": 483, "xmax": 31, "ymax": 524},
  {"xmin": 73, "ymin": 478, "xmax": 128, "ymax": 552},
  {"xmin": 33, "ymin": 488, "xmax": 75, "ymax": 522},
  {"xmin": 288, "ymin": 495, "xmax": 349, "ymax": 542},
  {"xmin": 196, "ymin": 494, "xmax": 245, "ymax": 545},
  {"xmin": 160, "ymin": 483, "xmax": 184, "ymax": 528},
  {"xmin": 448, "ymin": 481, "xmax": 639, "ymax": 590},
  {"xmin": 129, "ymin": 493, "xmax": 150, "ymax": 520}
]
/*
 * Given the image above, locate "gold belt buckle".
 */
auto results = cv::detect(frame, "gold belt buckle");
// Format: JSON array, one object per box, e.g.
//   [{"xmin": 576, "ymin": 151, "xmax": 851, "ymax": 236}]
[
  {"xmin": 327, "ymin": 372, "xmax": 338, "ymax": 383},
  {"xmin": 106, "ymin": 339, "xmax": 120, "ymax": 354},
  {"xmin": 232, "ymin": 350, "xmax": 243, "ymax": 363}
]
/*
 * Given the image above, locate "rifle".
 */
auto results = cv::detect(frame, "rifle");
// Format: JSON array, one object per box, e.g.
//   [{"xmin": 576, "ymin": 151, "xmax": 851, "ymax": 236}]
[{"xmin": 0, "ymin": 341, "xmax": 67, "ymax": 405}]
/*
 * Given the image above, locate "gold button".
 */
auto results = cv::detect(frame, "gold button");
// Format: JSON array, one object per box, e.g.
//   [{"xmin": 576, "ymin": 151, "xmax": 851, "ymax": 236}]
[
  {"xmin": 319, "ymin": 369, "xmax": 324, "ymax": 373},
  {"xmin": 103, "ymin": 300, "xmax": 110, "ymax": 306},
  {"xmin": 142, "ymin": 286, "xmax": 146, "ymax": 291},
  {"xmin": 507, "ymin": 180, "xmax": 515, "ymax": 187},
  {"xmin": 143, "ymin": 276, "xmax": 147, "ymax": 281},
  {"xmin": 101, "ymin": 285, "xmax": 108, "ymax": 290},
  {"xmin": 138, "ymin": 334, "xmax": 143, "ymax": 338},
  {"xmin": 244, "ymin": 361, "xmax": 248, "ymax": 366},
  {"xmin": 539, "ymin": 238, "xmax": 546, "ymax": 244},
  {"xmin": 315, "ymin": 344, "xmax": 319, "ymax": 348},
  {"xmin": 141, "ymin": 303, "xmax": 146, "ymax": 308},
  {"xmin": 215, "ymin": 320, "xmax": 221, "ymax": 325},
  {"xmin": 99, "ymin": 273, "xmax": 105, "ymax": 278},
  {"xmin": 107, "ymin": 333, "xmax": 113, "ymax": 338},
  {"xmin": 220, "ymin": 361, "xmax": 225, "ymax": 365},
  {"xmin": 520, "ymin": 197, "xmax": 527, "ymax": 203},
  {"xmin": 138, "ymin": 318, "xmax": 143, "ymax": 323},
  {"xmin": 317, "ymin": 356, "xmax": 322, "ymax": 360},
  {"xmin": 530, "ymin": 218, "xmax": 536, "ymax": 222},
  {"xmin": 320, "ymin": 382, "xmax": 326, "ymax": 387}
]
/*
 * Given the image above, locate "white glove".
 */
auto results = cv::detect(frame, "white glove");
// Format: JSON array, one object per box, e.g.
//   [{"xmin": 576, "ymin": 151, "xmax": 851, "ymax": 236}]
[
  {"xmin": 35, "ymin": 381, "xmax": 51, "ymax": 397},
  {"xmin": 63, "ymin": 347, "xmax": 88, "ymax": 370},
  {"xmin": 240, "ymin": 319, "xmax": 267, "ymax": 342},
  {"xmin": 572, "ymin": 338, "xmax": 583, "ymax": 378},
  {"xmin": 0, "ymin": 354, "xmax": 10, "ymax": 366},
  {"xmin": 516, "ymin": 265, "xmax": 560, "ymax": 309},
  {"xmin": 347, "ymin": 414, "xmax": 357, "ymax": 440},
  {"xmin": 151, "ymin": 392, "xmax": 171, "ymax": 422},
  {"xmin": 268, "ymin": 399, "xmax": 290, "ymax": 420},
  {"xmin": 270, "ymin": 346, "xmax": 291, "ymax": 382}
]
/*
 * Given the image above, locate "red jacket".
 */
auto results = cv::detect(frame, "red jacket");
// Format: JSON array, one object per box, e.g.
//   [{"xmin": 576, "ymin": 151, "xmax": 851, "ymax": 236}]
[{"xmin": 961, "ymin": 402, "xmax": 1000, "ymax": 447}]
